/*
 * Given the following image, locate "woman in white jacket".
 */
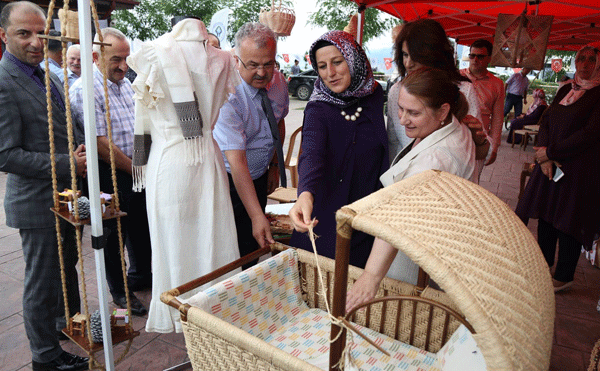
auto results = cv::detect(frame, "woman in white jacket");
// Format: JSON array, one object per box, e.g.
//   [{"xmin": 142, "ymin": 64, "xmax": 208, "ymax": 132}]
[{"xmin": 347, "ymin": 67, "xmax": 475, "ymax": 311}]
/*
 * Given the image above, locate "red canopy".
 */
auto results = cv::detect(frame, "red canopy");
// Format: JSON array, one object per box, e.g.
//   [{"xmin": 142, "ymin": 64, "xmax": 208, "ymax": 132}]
[{"xmin": 350, "ymin": 0, "xmax": 600, "ymax": 50}]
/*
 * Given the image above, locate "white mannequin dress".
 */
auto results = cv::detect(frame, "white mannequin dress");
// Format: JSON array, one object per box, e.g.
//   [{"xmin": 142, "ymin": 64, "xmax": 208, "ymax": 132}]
[{"xmin": 128, "ymin": 19, "xmax": 240, "ymax": 333}]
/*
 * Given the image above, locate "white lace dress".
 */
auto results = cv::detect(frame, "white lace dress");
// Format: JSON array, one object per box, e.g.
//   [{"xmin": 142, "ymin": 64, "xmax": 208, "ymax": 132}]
[{"xmin": 128, "ymin": 20, "xmax": 240, "ymax": 333}]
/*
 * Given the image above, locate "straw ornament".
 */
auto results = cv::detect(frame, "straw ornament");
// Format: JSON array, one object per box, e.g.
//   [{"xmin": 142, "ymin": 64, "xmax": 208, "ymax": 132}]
[{"xmin": 259, "ymin": 0, "xmax": 296, "ymax": 36}]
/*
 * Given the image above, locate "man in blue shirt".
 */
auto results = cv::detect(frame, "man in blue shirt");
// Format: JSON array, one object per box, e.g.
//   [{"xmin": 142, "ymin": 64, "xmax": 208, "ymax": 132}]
[
  {"xmin": 213, "ymin": 22, "xmax": 289, "ymax": 268},
  {"xmin": 291, "ymin": 59, "xmax": 301, "ymax": 75},
  {"xmin": 504, "ymin": 68, "xmax": 530, "ymax": 118},
  {"xmin": 66, "ymin": 44, "xmax": 81, "ymax": 87},
  {"xmin": 40, "ymin": 30, "xmax": 64, "ymax": 83}
]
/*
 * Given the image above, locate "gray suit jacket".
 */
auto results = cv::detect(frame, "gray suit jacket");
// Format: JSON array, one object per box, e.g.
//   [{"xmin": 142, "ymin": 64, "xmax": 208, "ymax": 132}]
[{"xmin": 0, "ymin": 56, "xmax": 73, "ymax": 229}]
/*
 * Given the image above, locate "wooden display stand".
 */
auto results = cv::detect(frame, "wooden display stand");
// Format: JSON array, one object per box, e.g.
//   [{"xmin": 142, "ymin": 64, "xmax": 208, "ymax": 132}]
[
  {"xmin": 51, "ymin": 189, "xmax": 127, "ymax": 226},
  {"xmin": 62, "ymin": 311, "xmax": 139, "ymax": 353}
]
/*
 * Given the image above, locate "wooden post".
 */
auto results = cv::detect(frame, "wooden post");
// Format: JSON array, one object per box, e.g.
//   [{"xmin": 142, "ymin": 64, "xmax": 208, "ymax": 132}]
[{"xmin": 329, "ymin": 219, "xmax": 353, "ymax": 371}]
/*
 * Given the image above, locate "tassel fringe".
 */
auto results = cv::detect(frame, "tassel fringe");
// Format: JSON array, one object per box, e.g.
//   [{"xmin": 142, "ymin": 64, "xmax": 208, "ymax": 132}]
[
  {"xmin": 184, "ymin": 136, "xmax": 204, "ymax": 166},
  {"xmin": 132, "ymin": 165, "xmax": 147, "ymax": 192}
]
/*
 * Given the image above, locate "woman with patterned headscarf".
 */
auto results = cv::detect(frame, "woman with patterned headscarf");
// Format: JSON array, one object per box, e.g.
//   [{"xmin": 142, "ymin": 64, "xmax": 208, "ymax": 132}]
[
  {"xmin": 507, "ymin": 88, "xmax": 548, "ymax": 144},
  {"xmin": 288, "ymin": 31, "xmax": 388, "ymax": 268},
  {"xmin": 516, "ymin": 45, "xmax": 600, "ymax": 292}
]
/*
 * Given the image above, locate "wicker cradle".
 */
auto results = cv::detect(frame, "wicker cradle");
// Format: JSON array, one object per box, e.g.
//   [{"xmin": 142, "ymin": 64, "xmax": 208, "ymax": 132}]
[{"xmin": 162, "ymin": 170, "xmax": 554, "ymax": 371}]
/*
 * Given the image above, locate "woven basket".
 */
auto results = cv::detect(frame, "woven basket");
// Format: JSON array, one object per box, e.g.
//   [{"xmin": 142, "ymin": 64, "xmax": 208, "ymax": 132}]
[
  {"xmin": 258, "ymin": 0, "xmax": 295, "ymax": 37},
  {"xmin": 343, "ymin": 14, "xmax": 358, "ymax": 39},
  {"xmin": 333, "ymin": 170, "xmax": 555, "ymax": 370},
  {"xmin": 58, "ymin": 9, "xmax": 79, "ymax": 39}
]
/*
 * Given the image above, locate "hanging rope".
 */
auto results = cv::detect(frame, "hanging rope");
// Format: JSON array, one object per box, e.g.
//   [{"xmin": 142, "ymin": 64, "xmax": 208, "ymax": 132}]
[
  {"xmin": 306, "ymin": 223, "xmax": 390, "ymax": 370},
  {"xmin": 44, "ymin": 0, "xmax": 135, "ymax": 368}
]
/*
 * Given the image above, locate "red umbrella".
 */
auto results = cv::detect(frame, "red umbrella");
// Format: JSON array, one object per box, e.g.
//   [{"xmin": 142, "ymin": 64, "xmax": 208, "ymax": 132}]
[{"xmin": 350, "ymin": 0, "xmax": 600, "ymax": 50}]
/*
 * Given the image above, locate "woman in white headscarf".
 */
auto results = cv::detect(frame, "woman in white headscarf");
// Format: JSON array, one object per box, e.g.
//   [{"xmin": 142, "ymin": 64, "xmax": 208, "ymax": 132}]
[{"xmin": 516, "ymin": 46, "xmax": 600, "ymax": 292}]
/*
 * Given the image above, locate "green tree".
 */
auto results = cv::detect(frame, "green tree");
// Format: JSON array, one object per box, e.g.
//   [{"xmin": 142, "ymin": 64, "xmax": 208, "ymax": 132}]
[
  {"xmin": 112, "ymin": 0, "xmax": 220, "ymax": 41},
  {"xmin": 307, "ymin": 0, "xmax": 395, "ymax": 45}
]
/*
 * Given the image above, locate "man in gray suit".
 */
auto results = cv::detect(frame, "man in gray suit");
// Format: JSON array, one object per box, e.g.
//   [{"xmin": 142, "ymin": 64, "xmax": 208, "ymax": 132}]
[{"xmin": 0, "ymin": 2, "xmax": 88, "ymax": 370}]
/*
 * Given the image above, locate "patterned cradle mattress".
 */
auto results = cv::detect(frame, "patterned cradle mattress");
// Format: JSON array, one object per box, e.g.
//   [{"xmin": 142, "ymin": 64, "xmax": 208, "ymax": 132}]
[{"xmin": 185, "ymin": 248, "xmax": 486, "ymax": 371}]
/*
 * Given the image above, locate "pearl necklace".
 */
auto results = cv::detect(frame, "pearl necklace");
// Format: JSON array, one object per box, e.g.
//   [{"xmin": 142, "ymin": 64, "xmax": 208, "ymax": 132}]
[{"xmin": 340, "ymin": 106, "xmax": 363, "ymax": 121}]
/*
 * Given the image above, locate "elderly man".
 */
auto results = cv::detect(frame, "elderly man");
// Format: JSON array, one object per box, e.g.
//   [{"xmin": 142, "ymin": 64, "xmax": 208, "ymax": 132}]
[
  {"xmin": 213, "ymin": 22, "xmax": 289, "ymax": 268},
  {"xmin": 460, "ymin": 39, "xmax": 505, "ymax": 182},
  {"xmin": 70, "ymin": 27, "xmax": 151, "ymax": 316},
  {"xmin": 66, "ymin": 44, "xmax": 81, "ymax": 86},
  {"xmin": 0, "ymin": 2, "xmax": 88, "ymax": 370}
]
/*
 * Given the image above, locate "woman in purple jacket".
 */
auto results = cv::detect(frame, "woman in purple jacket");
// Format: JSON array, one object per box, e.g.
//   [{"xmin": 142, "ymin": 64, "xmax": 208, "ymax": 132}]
[{"xmin": 288, "ymin": 31, "xmax": 388, "ymax": 268}]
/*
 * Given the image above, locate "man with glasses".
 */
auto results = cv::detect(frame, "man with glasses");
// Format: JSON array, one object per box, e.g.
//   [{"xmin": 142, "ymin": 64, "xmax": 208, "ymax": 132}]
[
  {"xmin": 214, "ymin": 22, "xmax": 289, "ymax": 268},
  {"xmin": 460, "ymin": 39, "xmax": 505, "ymax": 182}
]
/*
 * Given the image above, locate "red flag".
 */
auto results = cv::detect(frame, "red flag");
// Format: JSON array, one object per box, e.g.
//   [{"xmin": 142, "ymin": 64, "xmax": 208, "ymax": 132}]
[
  {"xmin": 384, "ymin": 58, "xmax": 393, "ymax": 70},
  {"xmin": 551, "ymin": 59, "xmax": 563, "ymax": 73},
  {"xmin": 283, "ymin": 54, "xmax": 289, "ymax": 63}
]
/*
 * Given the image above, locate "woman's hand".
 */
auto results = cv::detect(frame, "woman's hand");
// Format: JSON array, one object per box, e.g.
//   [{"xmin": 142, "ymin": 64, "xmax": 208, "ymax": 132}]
[
  {"xmin": 346, "ymin": 271, "xmax": 382, "ymax": 313},
  {"xmin": 346, "ymin": 238, "xmax": 397, "ymax": 313},
  {"xmin": 540, "ymin": 160, "xmax": 554, "ymax": 179},
  {"xmin": 534, "ymin": 146, "xmax": 549, "ymax": 164},
  {"xmin": 289, "ymin": 191, "xmax": 318, "ymax": 232}
]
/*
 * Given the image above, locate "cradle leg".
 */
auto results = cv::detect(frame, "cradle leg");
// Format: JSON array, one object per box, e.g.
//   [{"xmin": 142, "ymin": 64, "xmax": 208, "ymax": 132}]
[{"xmin": 330, "ymin": 224, "xmax": 352, "ymax": 371}]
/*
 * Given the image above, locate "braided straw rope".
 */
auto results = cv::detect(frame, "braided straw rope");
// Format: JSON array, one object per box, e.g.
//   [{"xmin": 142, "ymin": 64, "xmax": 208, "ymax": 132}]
[
  {"xmin": 589, "ymin": 338, "xmax": 600, "ymax": 371},
  {"xmin": 42, "ymin": 0, "xmax": 74, "ymax": 345},
  {"xmin": 43, "ymin": 0, "xmax": 134, "ymax": 367},
  {"xmin": 335, "ymin": 170, "xmax": 555, "ymax": 371}
]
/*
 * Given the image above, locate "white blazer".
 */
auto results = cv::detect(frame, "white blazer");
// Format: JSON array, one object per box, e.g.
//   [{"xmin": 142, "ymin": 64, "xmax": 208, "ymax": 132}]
[{"xmin": 379, "ymin": 117, "xmax": 476, "ymax": 285}]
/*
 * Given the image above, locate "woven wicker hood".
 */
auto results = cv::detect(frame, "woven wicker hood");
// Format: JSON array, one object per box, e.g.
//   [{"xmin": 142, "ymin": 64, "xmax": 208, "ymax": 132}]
[{"xmin": 336, "ymin": 170, "xmax": 555, "ymax": 371}]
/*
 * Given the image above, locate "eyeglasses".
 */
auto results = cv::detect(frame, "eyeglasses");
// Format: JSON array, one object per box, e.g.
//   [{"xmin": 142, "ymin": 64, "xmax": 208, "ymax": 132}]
[
  {"xmin": 469, "ymin": 53, "xmax": 489, "ymax": 60},
  {"xmin": 238, "ymin": 58, "xmax": 276, "ymax": 72}
]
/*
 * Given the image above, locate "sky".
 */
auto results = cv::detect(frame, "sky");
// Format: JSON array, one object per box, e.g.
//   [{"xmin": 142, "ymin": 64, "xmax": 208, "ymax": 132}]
[{"xmin": 275, "ymin": 0, "xmax": 396, "ymax": 72}]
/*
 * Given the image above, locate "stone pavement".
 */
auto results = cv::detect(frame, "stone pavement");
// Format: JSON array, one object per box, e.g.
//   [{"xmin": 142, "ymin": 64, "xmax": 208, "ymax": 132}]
[{"xmin": 1, "ymin": 96, "xmax": 599, "ymax": 370}]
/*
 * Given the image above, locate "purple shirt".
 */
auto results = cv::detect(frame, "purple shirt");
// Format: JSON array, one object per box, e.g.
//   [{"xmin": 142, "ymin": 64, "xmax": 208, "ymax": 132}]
[{"xmin": 4, "ymin": 51, "xmax": 65, "ymax": 109}]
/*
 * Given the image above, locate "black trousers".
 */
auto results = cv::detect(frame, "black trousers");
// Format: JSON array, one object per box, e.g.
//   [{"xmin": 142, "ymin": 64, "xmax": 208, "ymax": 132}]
[
  {"xmin": 20, "ymin": 222, "xmax": 80, "ymax": 362},
  {"xmin": 97, "ymin": 161, "xmax": 152, "ymax": 297},
  {"xmin": 538, "ymin": 218, "xmax": 581, "ymax": 282},
  {"xmin": 228, "ymin": 171, "xmax": 268, "ymax": 270}
]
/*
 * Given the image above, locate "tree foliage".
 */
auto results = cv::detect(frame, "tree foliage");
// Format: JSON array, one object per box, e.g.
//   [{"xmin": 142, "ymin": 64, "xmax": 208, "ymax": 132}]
[
  {"xmin": 112, "ymin": 0, "xmax": 220, "ymax": 41},
  {"xmin": 112, "ymin": 0, "xmax": 295, "ymax": 43},
  {"xmin": 307, "ymin": 0, "xmax": 395, "ymax": 45}
]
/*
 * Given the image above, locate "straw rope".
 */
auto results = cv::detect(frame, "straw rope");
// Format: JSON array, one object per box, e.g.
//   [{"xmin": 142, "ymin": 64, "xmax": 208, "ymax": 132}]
[
  {"xmin": 42, "ymin": 0, "xmax": 72, "ymax": 343},
  {"xmin": 43, "ymin": 0, "xmax": 134, "ymax": 367},
  {"xmin": 306, "ymin": 224, "xmax": 390, "ymax": 369},
  {"xmin": 589, "ymin": 338, "xmax": 600, "ymax": 371}
]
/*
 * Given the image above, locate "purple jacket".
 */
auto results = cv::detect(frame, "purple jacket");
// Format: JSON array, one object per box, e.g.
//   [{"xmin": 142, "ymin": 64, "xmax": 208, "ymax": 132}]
[{"xmin": 290, "ymin": 85, "xmax": 388, "ymax": 268}]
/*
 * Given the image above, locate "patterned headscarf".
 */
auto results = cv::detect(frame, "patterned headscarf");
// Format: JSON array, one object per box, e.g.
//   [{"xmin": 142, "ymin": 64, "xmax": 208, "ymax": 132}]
[
  {"xmin": 309, "ymin": 31, "xmax": 378, "ymax": 106},
  {"xmin": 560, "ymin": 46, "xmax": 600, "ymax": 106},
  {"xmin": 526, "ymin": 88, "xmax": 547, "ymax": 115}
]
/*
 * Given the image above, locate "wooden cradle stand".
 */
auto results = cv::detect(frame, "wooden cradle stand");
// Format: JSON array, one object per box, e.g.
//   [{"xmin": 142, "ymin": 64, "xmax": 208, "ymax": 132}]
[{"xmin": 162, "ymin": 170, "xmax": 555, "ymax": 371}]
